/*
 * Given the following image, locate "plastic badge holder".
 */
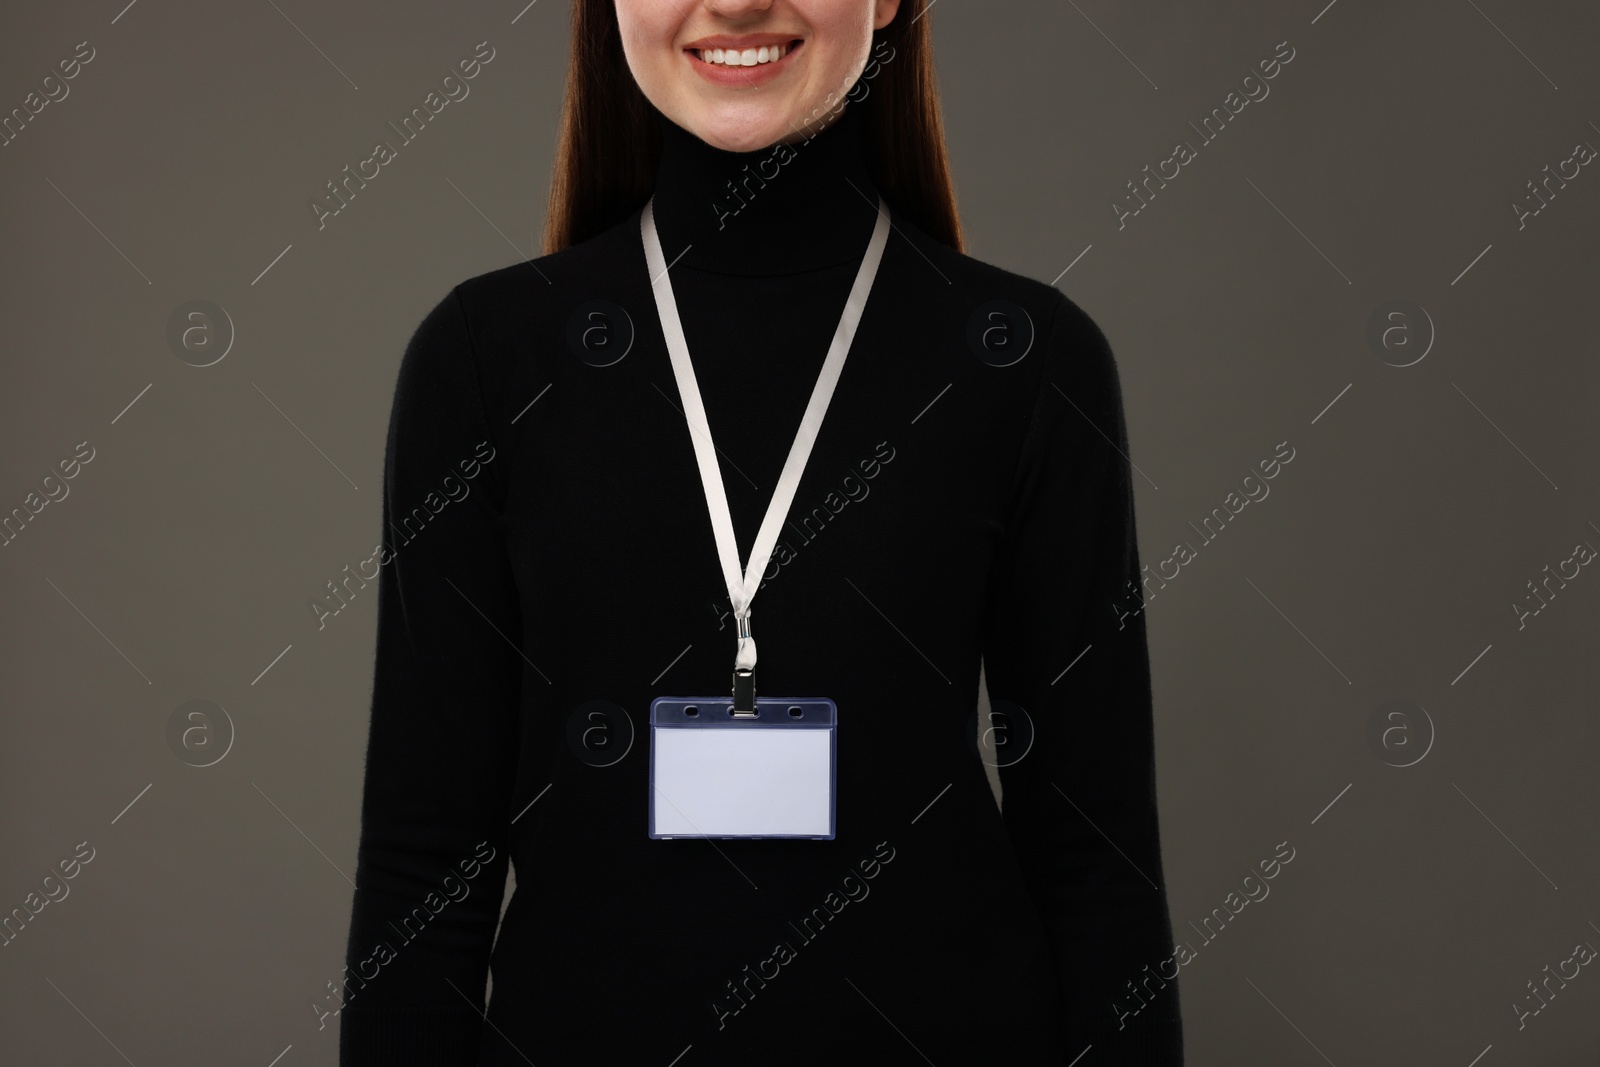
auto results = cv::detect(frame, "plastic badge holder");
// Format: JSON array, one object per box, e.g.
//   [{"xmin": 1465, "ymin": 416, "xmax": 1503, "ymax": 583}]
[{"xmin": 649, "ymin": 697, "xmax": 836, "ymax": 840}]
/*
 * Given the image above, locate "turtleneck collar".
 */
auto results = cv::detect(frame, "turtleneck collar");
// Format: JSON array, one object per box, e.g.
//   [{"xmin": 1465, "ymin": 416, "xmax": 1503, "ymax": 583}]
[{"xmin": 647, "ymin": 99, "xmax": 882, "ymax": 276}]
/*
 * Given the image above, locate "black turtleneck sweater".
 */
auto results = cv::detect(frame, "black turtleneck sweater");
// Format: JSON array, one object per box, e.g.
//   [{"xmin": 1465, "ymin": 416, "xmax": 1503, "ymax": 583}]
[{"xmin": 339, "ymin": 97, "xmax": 1183, "ymax": 1066}]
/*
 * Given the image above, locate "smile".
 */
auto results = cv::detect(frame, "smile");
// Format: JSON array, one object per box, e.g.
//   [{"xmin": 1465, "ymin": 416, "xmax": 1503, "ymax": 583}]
[
  {"xmin": 692, "ymin": 41, "xmax": 795, "ymax": 67},
  {"xmin": 684, "ymin": 38, "xmax": 804, "ymax": 86}
]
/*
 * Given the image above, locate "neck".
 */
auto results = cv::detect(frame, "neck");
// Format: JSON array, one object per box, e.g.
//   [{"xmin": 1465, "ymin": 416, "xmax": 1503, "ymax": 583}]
[{"xmin": 649, "ymin": 101, "xmax": 881, "ymax": 276}]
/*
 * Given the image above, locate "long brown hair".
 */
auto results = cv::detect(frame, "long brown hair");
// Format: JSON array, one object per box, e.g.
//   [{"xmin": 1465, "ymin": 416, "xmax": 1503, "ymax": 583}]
[{"xmin": 541, "ymin": 0, "xmax": 963, "ymax": 256}]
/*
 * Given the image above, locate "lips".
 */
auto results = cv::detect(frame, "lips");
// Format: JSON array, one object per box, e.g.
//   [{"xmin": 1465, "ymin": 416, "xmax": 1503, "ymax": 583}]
[
  {"xmin": 683, "ymin": 37, "xmax": 804, "ymax": 86},
  {"xmin": 682, "ymin": 32, "xmax": 803, "ymax": 51},
  {"xmin": 691, "ymin": 40, "xmax": 795, "ymax": 67}
]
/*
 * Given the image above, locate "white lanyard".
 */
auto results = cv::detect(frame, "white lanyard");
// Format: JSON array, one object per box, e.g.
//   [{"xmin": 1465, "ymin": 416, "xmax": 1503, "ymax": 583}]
[{"xmin": 641, "ymin": 193, "xmax": 891, "ymax": 676}]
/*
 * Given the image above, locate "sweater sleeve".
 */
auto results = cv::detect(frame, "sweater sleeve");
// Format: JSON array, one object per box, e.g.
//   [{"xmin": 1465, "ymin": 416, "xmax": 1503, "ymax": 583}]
[
  {"xmin": 981, "ymin": 292, "xmax": 1183, "ymax": 1063},
  {"xmin": 339, "ymin": 287, "xmax": 522, "ymax": 1065}
]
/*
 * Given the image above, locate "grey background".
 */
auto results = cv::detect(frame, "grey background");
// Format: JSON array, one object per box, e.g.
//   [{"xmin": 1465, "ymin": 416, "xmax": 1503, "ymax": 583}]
[{"xmin": 3, "ymin": 0, "xmax": 1597, "ymax": 1063}]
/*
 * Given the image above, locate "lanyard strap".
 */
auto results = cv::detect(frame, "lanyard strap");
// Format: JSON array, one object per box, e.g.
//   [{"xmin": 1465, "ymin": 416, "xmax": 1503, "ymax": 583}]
[{"xmin": 641, "ymin": 193, "xmax": 891, "ymax": 683}]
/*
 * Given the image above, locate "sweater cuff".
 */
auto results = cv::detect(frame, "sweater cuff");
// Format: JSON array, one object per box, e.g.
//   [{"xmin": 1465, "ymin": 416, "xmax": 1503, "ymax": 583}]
[{"xmin": 338, "ymin": 1005, "xmax": 484, "ymax": 1066}]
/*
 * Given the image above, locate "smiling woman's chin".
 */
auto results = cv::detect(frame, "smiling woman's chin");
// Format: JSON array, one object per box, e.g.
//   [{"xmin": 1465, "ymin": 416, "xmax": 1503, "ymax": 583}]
[
  {"xmin": 680, "ymin": 109, "xmax": 796, "ymax": 154},
  {"xmin": 662, "ymin": 86, "xmax": 801, "ymax": 150}
]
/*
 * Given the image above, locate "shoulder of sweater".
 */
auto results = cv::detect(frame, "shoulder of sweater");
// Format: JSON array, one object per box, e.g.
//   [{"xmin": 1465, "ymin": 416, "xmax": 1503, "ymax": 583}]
[
  {"xmin": 448, "ymin": 205, "xmax": 644, "ymax": 319},
  {"xmin": 883, "ymin": 210, "xmax": 1123, "ymax": 417},
  {"xmin": 885, "ymin": 208, "xmax": 1115, "ymax": 366}
]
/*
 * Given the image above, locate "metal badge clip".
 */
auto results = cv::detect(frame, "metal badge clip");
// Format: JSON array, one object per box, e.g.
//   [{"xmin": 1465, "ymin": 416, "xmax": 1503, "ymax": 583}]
[{"xmin": 731, "ymin": 611, "xmax": 757, "ymax": 716}]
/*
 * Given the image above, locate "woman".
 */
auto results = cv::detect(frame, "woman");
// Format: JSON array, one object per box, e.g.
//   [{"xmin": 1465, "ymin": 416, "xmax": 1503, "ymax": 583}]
[{"xmin": 340, "ymin": 0, "xmax": 1184, "ymax": 1063}]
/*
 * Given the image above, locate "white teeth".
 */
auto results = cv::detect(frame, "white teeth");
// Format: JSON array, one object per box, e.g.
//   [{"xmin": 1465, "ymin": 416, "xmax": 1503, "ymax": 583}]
[{"xmin": 696, "ymin": 43, "xmax": 787, "ymax": 67}]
